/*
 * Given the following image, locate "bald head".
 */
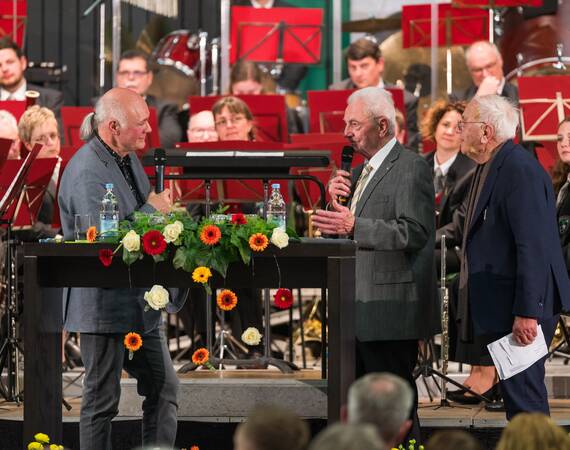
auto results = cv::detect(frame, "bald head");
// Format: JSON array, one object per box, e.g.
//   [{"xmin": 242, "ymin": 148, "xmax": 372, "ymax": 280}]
[
  {"xmin": 465, "ymin": 41, "xmax": 504, "ymax": 87},
  {"xmin": 187, "ymin": 110, "xmax": 218, "ymax": 142}
]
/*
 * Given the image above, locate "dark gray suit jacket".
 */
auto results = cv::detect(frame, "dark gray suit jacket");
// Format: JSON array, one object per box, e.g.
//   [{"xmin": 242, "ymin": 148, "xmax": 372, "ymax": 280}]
[
  {"xmin": 146, "ymin": 95, "xmax": 183, "ymax": 148},
  {"xmin": 58, "ymin": 137, "xmax": 184, "ymax": 333},
  {"xmin": 350, "ymin": 142, "xmax": 440, "ymax": 341}
]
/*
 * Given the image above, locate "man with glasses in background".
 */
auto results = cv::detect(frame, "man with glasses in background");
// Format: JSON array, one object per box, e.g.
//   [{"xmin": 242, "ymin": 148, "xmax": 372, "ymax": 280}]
[
  {"xmin": 114, "ymin": 50, "xmax": 183, "ymax": 148},
  {"xmin": 453, "ymin": 41, "xmax": 519, "ymax": 105}
]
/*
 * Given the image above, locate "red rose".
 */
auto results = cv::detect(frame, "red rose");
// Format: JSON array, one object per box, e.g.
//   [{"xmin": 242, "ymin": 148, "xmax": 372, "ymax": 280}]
[
  {"xmin": 273, "ymin": 288, "xmax": 294, "ymax": 309},
  {"xmin": 231, "ymin": 213, "xmax": 247, "ymax": 225},
  {"xmin": 142, "ymin": 230, "xmax": 167, "ymax": 256},
  {"xmin": 98, "ymin": 249, "xmax": 114, "ymax": 267}
]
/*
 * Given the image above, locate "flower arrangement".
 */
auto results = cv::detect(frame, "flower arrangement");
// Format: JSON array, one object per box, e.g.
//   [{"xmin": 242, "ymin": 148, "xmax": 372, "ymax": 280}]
[
  {"xmin": 217, "ymin": 289, "xmax": 238, "ymax": 311},
  {"xmin": 241, "ymin": 327, "xmax": 262, "ymax": 346},
  {"xmin": 273, "ymin": 288, "xmax": 294, "ymax": 310},
  {"xmin": 192, "ymin": 347, "xmax": 215, "ymax": 370},
  {"xmin": 27, "ymin": 433, "xmax": 64, "ymax": 450},
  {"xmin": 393, "ymin": 439, "xmax": 424, "ymax": 450},
  {"xmin": 124, "ymin": 332, "xmax": 143, "ymax": 360}
]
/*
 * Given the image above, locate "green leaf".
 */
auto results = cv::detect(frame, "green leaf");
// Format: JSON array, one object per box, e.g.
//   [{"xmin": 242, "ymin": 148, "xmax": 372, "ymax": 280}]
[
  {"xmin": 172, "ymin": 247, "xmax": 187, "ymax": 271},
  {"xmin": 122, "ymin": 247, "xmax": 141, "ymax": 266}
]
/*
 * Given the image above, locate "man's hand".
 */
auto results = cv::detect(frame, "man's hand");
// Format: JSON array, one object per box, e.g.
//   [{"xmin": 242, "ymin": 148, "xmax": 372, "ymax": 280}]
[
  {"xmin": 311, "ymin": 200, "xmax": 355, "ymax": 235},
  {"xmin": 147, "ymin": 189, "xmax": 172, "ymax": 214},
  {"xmin": 476, "ymin": 76, "xmax": 501, "ymax": 97},
  {"xmin": 328, "ymin": 169, "xmax": 352, "ymax": 202},
  {"xmin": 512, "ymin": 316, "xmax": 538, "ymax": 346}
]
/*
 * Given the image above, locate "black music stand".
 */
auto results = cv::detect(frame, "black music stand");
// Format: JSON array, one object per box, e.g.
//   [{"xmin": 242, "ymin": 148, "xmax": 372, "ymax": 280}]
[{"xmin": 0, "ymin": 143, "xmax": 41, "ymax": 403}]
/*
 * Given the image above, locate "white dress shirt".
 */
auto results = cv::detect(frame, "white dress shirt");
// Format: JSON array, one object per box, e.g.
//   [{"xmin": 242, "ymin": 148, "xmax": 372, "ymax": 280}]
[
  {"xmin": 0, "ymin": 81, "xmax": 27, "ymax": 101},
  {"xmin": 433, "ymin": 152, "xmax": 457, "ymax": 177},
  {"xmin": 358, "ymin": 137, "xmax": 397, "ymax": 194}
]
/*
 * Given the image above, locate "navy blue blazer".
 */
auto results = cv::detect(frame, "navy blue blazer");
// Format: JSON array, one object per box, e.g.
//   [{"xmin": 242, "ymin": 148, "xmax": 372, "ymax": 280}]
[{"xmin": 466, "ymin": 140, "xmax": 570, "ymax": 335}]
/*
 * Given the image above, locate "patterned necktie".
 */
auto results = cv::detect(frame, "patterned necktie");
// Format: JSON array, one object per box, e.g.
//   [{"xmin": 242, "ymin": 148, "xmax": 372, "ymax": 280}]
[
  {"xmin": 433, "ymin": 166, "xmax": 445, "ymax": 195},
  {"xmin": 350, "ymin": 164, "xmax": 373, "ymax": 215}
]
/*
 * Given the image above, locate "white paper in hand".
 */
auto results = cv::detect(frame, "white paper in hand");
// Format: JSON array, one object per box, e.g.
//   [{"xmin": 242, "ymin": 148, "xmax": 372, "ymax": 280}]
[{"xmin": 487, "ymin": 325, "xmax": 548, "ymax": 380}]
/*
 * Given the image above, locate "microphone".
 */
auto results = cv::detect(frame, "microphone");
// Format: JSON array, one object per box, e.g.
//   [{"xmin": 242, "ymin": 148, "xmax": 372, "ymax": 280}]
[
  {"xmin": 338, "ymin": 146, "xmax": 354, "ymax": 205},
  {"xmin": 154, "ymin": 148, "xmax": 166, "ymax": 193}
]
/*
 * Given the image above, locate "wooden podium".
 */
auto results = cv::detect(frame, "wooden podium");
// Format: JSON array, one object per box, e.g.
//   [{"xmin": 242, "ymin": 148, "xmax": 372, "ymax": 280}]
[{"xmin": 22, "ymin": 239, "xmax": 356, "ymax": 446}]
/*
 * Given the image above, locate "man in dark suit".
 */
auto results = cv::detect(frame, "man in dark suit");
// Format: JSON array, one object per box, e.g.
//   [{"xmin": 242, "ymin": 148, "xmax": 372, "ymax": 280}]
[
  {"xmin": 457, "ymin": 94, "xmax": 570, "ymax": 419},
  {"xmin": 312, "ymin": 87, "xmax": 439, "ymax": 435},
  {"xmin": 329, "ymin": 37, "xmax": 420, "ymax": 150},
  {"xmin": 58, "ymin": 88, "xmax": 183, "ymax": 449},
  {"xmin": 0, "ymin": 37, "xmax": 63, "ymax": 130},
  {"xmin": 452, "ymin": 41, "xmax": 519, "ymax": 105},
  {"xmin": 115, "ymin": 49, "xmax": 182, "ymax": 148}
]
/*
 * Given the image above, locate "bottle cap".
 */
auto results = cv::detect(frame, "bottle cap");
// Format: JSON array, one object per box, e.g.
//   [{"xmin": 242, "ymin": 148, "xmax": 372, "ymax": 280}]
[
  {"xmin": 271, "ymin": 183, "xmax": 280, "ymax": 189},
  {"xmin": 105, "ymin": 183, "xmax": 113, "ymax": 189}
]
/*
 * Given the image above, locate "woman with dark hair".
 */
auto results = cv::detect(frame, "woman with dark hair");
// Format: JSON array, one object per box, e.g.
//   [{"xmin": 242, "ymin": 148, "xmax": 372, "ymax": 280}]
[
  {"xmin": 554, "ymin": 116, "xmax": 570, "ymax": 270},
  {"xmin": 212, "ymin": 96, "xmax": 255, "ymax": 142}
]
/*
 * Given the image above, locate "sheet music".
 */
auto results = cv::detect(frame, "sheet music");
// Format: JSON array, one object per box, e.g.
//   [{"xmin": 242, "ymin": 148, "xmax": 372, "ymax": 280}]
[
  {"xmin": 487, "ymin": 325, "xmax": 548, "ymax": 380},
  {"xmin": 234, "ymin": 151, "xmax": 284, "ymax": 157},
  {"xmin": 185, "ymin": 151, "xmax": 235, "ymax": 157}
]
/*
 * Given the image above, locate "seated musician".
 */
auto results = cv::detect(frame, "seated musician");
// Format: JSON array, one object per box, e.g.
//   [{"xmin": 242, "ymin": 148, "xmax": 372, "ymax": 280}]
[
  {"xmin": 212, "ymin": 96, "xmax": 256, "ymax": 142},
  {"xmin": 0, "ymin": 110, "xmax": 21, "ymax": 160},
  {"xmin": 229, "ymin": 60, "xmax": 303, "ymax": 134},
  {"xmin": 329, "ymin": 36, "xmax": 419, "ymax": 149},
  {"xmin": 187, "ymin": 110, "xmax": 218, "ymax": 143}
]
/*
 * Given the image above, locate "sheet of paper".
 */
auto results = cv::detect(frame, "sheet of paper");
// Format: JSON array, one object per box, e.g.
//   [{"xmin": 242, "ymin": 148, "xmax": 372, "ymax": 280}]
[
  {"xmin": 487, "ymin": 325, "xmax": 548, "ymax": 380},
  {"xmin": 234, "ymin": 151, "xmax": 284, "ymax": 157},
  {"xmin": 185, "ymin": 151, "xmax": 235, "ymax": 157}
]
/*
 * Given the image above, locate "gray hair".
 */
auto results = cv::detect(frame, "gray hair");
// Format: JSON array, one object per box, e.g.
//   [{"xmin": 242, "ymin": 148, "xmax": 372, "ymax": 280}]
[
  {"xmin": 347, "ymin": 87, "xmax": 395, "ymax": 136},
  {"xmin": 471, "ymin": 94, "xmax": 519, "ymax": 142},
  {"xmin": 79, "ymin": 95, "xmax": 128, "ymax": 141},
  {"xmin": 309, "ymin": 424, "xmax": 386, "ymax": 450},
  {"xmin": 465, "ymin": 40, "xmax": 502, "ymax": 66},
  {"xmin": 347, "ymin": 372, "xmax": 413, "ymax": 443},
  {"xmin": 0, "ymin": 110, "xmax": 17, "ymax": 132}
]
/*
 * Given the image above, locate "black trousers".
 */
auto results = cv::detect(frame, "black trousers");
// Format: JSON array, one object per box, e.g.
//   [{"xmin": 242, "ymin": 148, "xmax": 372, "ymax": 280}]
[{"xmin": 356, "ymin": 338, "xmax": 420, "ymax": 441}]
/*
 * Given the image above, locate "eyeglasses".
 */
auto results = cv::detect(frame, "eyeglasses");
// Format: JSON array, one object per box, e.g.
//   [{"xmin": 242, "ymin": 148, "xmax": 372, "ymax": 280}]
[
  {"xmin": 456, "ymin": 121, "xmax": 486, "ymax": 132},
  {"xmin": 190, "ymin": 127, "xmax": 216, "ymax": 135},
  {"xmin": 215, "ymin": 115, "xmax": 246, "ymax": 128},
  {"xmin": 469, "ymin": 59, "xmax": 499, "ymax": 75},
  {"xmin": 117, "ymin": 70, "xmax": 149, "ymax": 78}
]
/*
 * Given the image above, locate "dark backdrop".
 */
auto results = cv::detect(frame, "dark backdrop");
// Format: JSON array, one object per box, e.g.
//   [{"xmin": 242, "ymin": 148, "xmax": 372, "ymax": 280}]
[{"xmin": 25, "ymin": 0, "xmax": 221, "ymax": 106}]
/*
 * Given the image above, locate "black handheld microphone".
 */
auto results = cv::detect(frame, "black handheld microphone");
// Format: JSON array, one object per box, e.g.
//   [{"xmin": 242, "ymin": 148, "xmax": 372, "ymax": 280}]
[
  {"xmin": 338, "ymin": 146, "xmax": 354, "ymax": 205},
  {"xmin": 154, "ymin": 148, "xmax": 166, "ymax": 193}
]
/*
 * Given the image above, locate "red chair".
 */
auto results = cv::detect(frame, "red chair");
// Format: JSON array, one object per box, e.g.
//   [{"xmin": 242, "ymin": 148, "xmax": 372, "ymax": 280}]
[{"xmin": 189, "ymin": 94, "xmax": 289, "ymax": 142}]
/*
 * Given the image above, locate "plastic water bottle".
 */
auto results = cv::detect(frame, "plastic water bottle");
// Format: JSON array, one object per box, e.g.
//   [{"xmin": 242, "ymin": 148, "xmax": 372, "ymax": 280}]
[
  {"xmin": 267, "ymin": 183, "xmax": 286, "ymax": 231},
  {"xmin": 99, "ymin": 183, "xmax": 119, "ymax": 238}
]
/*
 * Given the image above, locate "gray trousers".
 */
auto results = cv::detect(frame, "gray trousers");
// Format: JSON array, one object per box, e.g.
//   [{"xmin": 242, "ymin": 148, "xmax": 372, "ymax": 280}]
[{"xmin": 79, "ymin": 328, "xmax": 179, "ymax": 450}]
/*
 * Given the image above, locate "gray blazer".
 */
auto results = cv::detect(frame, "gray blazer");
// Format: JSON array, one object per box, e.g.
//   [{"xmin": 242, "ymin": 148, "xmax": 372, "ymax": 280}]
[
  {"xmin": 58, "ymin": 136, "xmax": 184, "ymax": 333},
  {"xmin": 351, "ymin": 143, "xmax": 440, "ymax": 341}
]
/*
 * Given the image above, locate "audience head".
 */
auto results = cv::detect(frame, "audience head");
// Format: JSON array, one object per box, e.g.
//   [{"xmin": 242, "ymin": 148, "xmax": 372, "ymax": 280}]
[
  {"xmin": 496, "ymin": 412, "xmax": 570, "ymax": 450},
  {"xmin": 187, "ymin": 110, "xmax": 218, "ymax": 142},
  {"xmin": 230, "ymin": 60, "xmax": 274, "ymax": 95},
  {"xmin": 0, "ymin": 37, "xmax": 26, "ymax": 92},
  {"xmin": 460, "ymin": 95, "xmax": 518, "ymax": 164},
  {"xmin": 421, "ymin": 100, "xmax": 465, "ymax": 153},
  {"xmin": 0, "ymin": 109, "xmax": 20, "ymax": 159},
  {"xmin": 347, "ymin": 372, "xmax": 413, "ymax": 448},
  {"xmin": 394, "ymin": 109, "xmax": 406, "ymax": 145},
  {"xmin": 426, "ymin": 430, "xmax": 483, "ymax": 450},
  {"xmin": 82, "ymin": 87, "xmax": 150, "ymax": 157},
  {"xmin": 308, "ymin": 423, "xmax": 386, "ymax": 450},
  {"xmin": 465, "ymin": 41, "xmax": 504, "ymax": 87},
  {"xmin": 212, "ymin": 96, "xmax": 254, "ymax": 141},
  {"xmin": 345, "ymin": 36, "xmax": 384, "ymax": 89},
  {"xmin": 116, "ymin": 49, "xmax": 154, "ymax": 97},
  {"xmin": 552, "ymin": 116, "xmax": 570, "ymax": 194},
  {"xmin": 344, "ymin": 87, "xmax": 395, "ymax": 159},
  {"xmin": 233, "ymin": 405, "xmax": 310, "ymax": 450},
  {"xmin": 18, "ymin": 105, "xmax": 60, "ymax": 159}
]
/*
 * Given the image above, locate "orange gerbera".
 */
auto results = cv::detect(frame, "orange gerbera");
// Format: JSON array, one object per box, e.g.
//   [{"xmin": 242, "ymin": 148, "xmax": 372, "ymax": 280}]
[
  {"xmin": 124, "ymin": 332, "xmax": 142, "ymax": 360},
  {"xmin": 249, "ymin": 233, "xmax": 269, "ymax": 252},
  {"xmin": 192, "ymin": 347, "xmax": 210, "ymax": 365},
  {"xmin": 200, "ymin": 224, "xmax": 222, "ymax": 246},
  {"xmin": 86, "ymin": 226, "xmax": 97, "ymax": 243},
  {"xmin": 190, "ymin": 446, "xmax": 200, "ymax": 450},
  {"xmin": 217, "ymin": 289, "xmax": 238, "ymax": 311}
]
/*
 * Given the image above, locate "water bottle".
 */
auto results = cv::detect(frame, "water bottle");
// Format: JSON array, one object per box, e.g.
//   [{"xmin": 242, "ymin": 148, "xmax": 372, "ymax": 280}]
[
  {"xmin": 267, "ymin": 183, "xmax": 286, "ymax": 231},
  {"xmin": 99, "ymin": 183, "xmax": 119, "ymax": 238}
]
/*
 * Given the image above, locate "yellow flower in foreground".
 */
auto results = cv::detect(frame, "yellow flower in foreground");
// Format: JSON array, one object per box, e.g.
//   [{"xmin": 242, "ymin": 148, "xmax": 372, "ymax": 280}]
[
  {"xmin": 34, "ymin": 433, "xmax": 50, "ymax": 444},
  {"xmin": 28, "ymin": 443, "xmax": 43, "ymax": 450},
  {"xmin": 50, "ymin": 445, "xmax": 64, "ymax": 450},
  {"xmin": 192, "ymin": 266, "xmax": 212, "ymax": 284}
]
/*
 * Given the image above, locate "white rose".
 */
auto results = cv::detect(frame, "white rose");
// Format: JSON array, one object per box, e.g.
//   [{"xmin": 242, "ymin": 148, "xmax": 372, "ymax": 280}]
[
  {"xmin": 163, "ymin": 220, "xmax": 184, "ymax": 243},
  {"xmin": 241, "ymin": 327, "xmax": 262, "ymax": 346},
  {"xmin": 270, "ymin": 228, "xmax": 289, "ymax": 249},
  {"xmin": 144, "ymin": 285, "xmax": 170, "ymax": 311},
  {"xmin": 122, "ymin": 230, "xmax": 140, "ymax": 252}
]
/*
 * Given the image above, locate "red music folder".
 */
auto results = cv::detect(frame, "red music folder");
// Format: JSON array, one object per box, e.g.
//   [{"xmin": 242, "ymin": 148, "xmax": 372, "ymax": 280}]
[
  {"xmin": 61, "ymin": 106, "xmax": 161, "ymax": 156},
  {"xmin": 306, "ymin": 88, "xmax": 405, "ymax": 135},
  {"xmin": 402, "ymin": 3, "xmax": 489, "ymax": 48},
  {"xmin": 0, "ymin": 137, "xmax": 12, "ymax": 172},
  {"xmin": 0, "ymin": 0, "xmax": 26, "ymax": 48},
  {"xmin": 189, "ymin": 94, "xmax": 289, "ymax": 142},
  {"xmin": 0, "ymin": 100, "xmax": 26, "ymax": 121},
  {"xmin": 517, "ymin": 75, "xmax": 570, "ymax": 142},
  {"xmin": 451, "ymin": 0, "xmax": 542, "ymax": 6},
  {"xmin": 230, "ymin": 6, "xmax": 323, "ymax": 65}
]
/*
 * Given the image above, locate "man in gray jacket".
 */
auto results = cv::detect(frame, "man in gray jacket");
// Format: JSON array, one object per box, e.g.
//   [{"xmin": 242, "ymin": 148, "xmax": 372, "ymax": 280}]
[
  {"xmin": 312, "ymin": 87, "xmax": 439, "ymax": 436},
  {"xmin": 58, "ymin": 88, "xmax": 178, "ymax": 450}
]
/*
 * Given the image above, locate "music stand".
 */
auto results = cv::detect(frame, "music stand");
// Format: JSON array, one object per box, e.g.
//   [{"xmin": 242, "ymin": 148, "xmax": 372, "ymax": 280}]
[
  {"xmin": 0, "ymin": 143, "xmax": 41, "ymax": 403},
  {"xmin": 189, "ymin": 94, "xmax": 289, "ymax": 142},
  {"xmin": 0, "ymin": 0, "xmax": 27, "ymax": 47},
  {"xmin": 230, "ymin": 6, "xmax": 323, "ymax": 66}
]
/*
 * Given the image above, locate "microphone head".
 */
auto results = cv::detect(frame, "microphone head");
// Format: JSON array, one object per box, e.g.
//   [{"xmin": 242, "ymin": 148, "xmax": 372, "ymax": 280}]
[
  {"xmin": 154, "ymin": 148, "xmax": 166, "ymax": 165},
  {"xmin": 341, "ymin": 146, "xmax": 354, "ymax": 164}
]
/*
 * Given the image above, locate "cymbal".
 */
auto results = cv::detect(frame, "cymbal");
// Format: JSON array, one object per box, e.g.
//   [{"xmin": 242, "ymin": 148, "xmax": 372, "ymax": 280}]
[{"xmin": 342, "ymin": 17, "xmax": 401, "ymax": 33}]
